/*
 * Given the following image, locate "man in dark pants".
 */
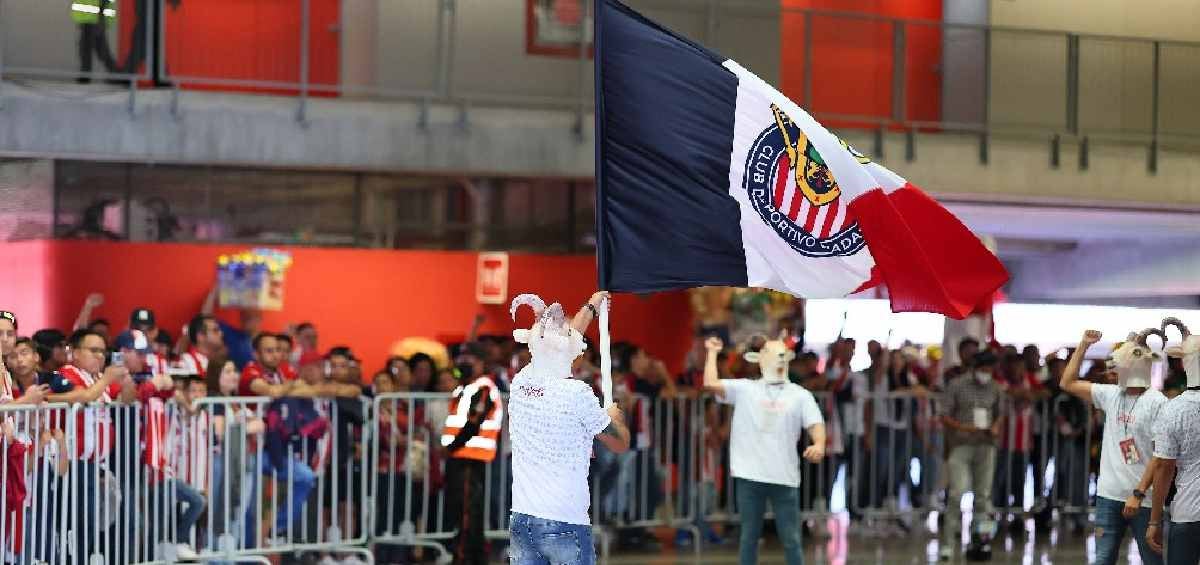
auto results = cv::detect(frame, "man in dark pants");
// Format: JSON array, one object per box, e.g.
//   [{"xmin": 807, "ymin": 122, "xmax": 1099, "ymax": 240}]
[
  {"xmin": 122, "ymin": 0, "xmax": 177, "ymax": 84},
  {"xmin": 441, "ymin": 371, "xmax": 504, "ymax": 565},
  {"xmin": 73, "ymin": 0, "xmax": 120, "ymax": 81}
]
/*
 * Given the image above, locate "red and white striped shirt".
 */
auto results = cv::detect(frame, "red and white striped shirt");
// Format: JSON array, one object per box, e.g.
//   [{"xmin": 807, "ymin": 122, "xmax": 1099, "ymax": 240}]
[
  {"xmin": 58, "ymin": 365, "xmax": 122, "ymax": 461},
  {"xmin": 174, "ymin": 349, "xmax": 209, "ymax": 377}
]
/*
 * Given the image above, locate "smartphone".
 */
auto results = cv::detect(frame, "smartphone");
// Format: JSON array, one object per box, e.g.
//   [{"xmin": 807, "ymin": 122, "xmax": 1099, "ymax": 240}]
[{"xmin": 110, "ymin": 351, "xmax": 125, "ymax": 367}]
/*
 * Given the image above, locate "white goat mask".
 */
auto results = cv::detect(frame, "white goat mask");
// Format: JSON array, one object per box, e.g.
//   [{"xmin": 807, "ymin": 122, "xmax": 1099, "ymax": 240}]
[
  {"xmin": 744, "ymin": 333, "xmax": 795, "ymax": 384},
  {"xmin": 1163, "ymin": 317, "xmax": 1200, "ymax": 388},
  {"xmin": 1106, "ymin": 328, "xmax": 1165, "ymax": 390},
  {"xmin": 510, "ymin": 294, "xmax": 587, "ymax": 365}
]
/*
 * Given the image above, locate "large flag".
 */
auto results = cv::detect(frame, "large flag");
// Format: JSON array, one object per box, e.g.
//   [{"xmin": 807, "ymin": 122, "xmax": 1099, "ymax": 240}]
[{"xmin": 594, "ymin": 0, "xmax": 1008, "ymax": 319}]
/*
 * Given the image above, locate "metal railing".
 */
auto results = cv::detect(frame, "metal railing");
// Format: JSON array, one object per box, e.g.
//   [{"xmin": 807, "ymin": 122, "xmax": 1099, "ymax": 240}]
[
  {"xmin": 0, "ymin": 384, "xmax": 1166, "ymax": 564},
  {"xmin": 2, "ymin": 0, "xmax": 1199, "ymax": 151}
]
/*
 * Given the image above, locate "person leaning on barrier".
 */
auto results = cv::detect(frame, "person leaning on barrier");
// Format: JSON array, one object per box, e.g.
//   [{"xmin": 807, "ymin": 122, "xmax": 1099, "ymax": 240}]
[
  {"xmin": 1061, "ymin": 329, "xmax": 1168, "ymax": 565},
  {"xmin": 938, "ymin": 350, "xmax": 1004, "ymax": 562},
  {"xmin": 703, "ymin": 334, "xmax": 825, "ymax": 565},
  {"xmin": 1147, "ymin": 318, "xmax": 1200, "ymax": 564}
]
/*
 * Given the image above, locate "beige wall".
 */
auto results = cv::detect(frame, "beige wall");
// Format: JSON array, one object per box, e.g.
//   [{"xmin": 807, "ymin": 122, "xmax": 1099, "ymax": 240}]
[
  {"xmin": 988, "ymin": 0, "xmax": 1200, "ymax": 137},
  {"xmin": 353, "ymin": 0, "xmax": 779, "ymax": 104},
  {"xmin": 990, "ymin": 0, "xmax": 1200, "ymax": 42}
]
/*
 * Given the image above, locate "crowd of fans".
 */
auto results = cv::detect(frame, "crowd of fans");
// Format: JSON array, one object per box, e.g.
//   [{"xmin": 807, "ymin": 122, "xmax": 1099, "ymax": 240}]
[{"xmin": 0, "ymin": 288, "xmax": 1193, "ymax": 565}]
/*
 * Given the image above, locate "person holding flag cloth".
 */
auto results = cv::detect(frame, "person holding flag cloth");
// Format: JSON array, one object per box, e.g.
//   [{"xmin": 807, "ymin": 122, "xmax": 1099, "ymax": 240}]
[{"xmin": 507, "ymin": 1, "xmax": 1009, "ymax": 562}]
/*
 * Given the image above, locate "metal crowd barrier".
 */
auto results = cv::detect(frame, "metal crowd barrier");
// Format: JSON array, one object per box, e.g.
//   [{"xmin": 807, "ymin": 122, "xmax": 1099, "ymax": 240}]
[{"xmin": 0, "ymin": 382, "xmax": 1114, "ymax": 564}]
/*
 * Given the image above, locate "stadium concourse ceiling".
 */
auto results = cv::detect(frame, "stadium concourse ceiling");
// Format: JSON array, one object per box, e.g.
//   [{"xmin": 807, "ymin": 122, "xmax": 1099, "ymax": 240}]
[
  {"xmin": 945, "ymin": 201, "xmax": 1200, "ymax": 248},
  {"xmin": 951, "ymin": 201, "xmax": 1200, "ymax": 302}
]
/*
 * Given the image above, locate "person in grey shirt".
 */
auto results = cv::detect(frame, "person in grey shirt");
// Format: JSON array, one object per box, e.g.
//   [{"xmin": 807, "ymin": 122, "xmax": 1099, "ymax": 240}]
[{"xmin": 939, "ymin": 351, "xmax": 1004, "ymax": 561}]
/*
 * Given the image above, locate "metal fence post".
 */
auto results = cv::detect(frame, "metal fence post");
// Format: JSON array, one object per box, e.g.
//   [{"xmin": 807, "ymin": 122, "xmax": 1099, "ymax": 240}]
[
  {"xmin": 298, "ymin": 0, "xmax": 310, "ymax": 124},
  {"xmin": 0, "ymin": 0, "xmax": 5, "ymax": 111},
  {"xmin": 982, "ymin": 27, "xmax": 991, "ymax": 131},
  {"xmin": 445, "ymin": 0, "xmax": 458, "ymax": 100},
  {"xmin": 1149, "ymin": 40, "xmax": 1160, "ymax": 174},
  {"xmin": 574, "ymin": 0, "xmax": 591, "ymax": 138},
  {"xmin": 892, "ymin": 19, "xmax": 907, "ymax": 125},
  {"xmin": 1066, "ymin": 33, "xmax": 1079, "ymax": 135},
  {"xmin": 802, "ymin": 10, "xmax": 813, "ymax": 108}
]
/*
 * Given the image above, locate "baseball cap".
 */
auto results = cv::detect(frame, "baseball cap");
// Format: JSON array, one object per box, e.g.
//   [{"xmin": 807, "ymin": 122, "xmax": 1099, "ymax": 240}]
[
  {"xmin": 114, "ymin": 330, "xmax": 152, "ymax": 354},
  {"xmin": 130, "ymin": 308, "xmax": 156, "ymax": 329},
  {"xmin": 0, "ymin": 311, "xmax": 16, "ymax": 330}
]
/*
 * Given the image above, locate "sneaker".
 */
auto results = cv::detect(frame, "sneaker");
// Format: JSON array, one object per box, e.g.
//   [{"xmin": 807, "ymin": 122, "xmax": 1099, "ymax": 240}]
[
  {"xmin": 674, "ymin": 529, "xmax": 693, "ymax": 548},
  {"xmin": 174, "ymin": 544, "xmax": 198, "ymax": 561},
  {"xmin": 939, "ymin": 546, "xmax": 953, "ymax": 561},
  {"xmin": 702, "ymin": 527, "xmax": 725, "ymax": 546}
]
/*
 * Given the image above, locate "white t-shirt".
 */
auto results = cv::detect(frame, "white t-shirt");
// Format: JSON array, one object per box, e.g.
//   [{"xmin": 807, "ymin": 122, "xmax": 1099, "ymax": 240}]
[
  {"xmin": 719, "ymin": 378, "xmax": 824, "ymax": 488},
  {"xmin": 509, "ymin": 367, "xmax": 610, "ymax": 526},
  {"xmin": 1153, "ymin": 390, "xmax": 1200, "ymax": 523},
  {"xmin": 1091, "ymin": 384, "xmax": 1168, "ymax": 505}
]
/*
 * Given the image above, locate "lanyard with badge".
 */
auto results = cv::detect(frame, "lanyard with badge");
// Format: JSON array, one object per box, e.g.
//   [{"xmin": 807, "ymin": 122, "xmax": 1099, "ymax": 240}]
[
  {"xmin": 755, "ymin": 381, "xmax": 786, "ymax": 433},
  {"xmin": 1117, "ymin": 394, "xmax": 1142, "ymax": 465}
]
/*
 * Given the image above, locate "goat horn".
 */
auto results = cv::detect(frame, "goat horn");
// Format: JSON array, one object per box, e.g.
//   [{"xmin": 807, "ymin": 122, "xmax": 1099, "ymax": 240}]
[
  {"xmin": 1162, "ymin": 317, "xmax": 1191, "ymax": 338},
  {"xmin": 1135, "ymin": 327, "xmax": 1168, "ymax": 348},
  {"xmin": 509, "ymin": 294, "xmax": 546, "ymax": 321}
]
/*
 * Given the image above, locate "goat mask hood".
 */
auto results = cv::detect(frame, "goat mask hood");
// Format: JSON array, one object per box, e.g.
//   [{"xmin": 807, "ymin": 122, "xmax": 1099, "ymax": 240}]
[
  {"xmin": 1163, "ymin": 317, "xmax": 1200, "ymax": 388},
  {"xmin": 511, "ymin": 294, "xmax": 586, "ymax": 377}
]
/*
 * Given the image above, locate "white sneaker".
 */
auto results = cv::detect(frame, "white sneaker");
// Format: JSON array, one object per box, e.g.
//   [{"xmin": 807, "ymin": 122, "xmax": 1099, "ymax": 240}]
[{"xmin": 174, "ymin": 544, "xmax": 198, "ymax": 561}]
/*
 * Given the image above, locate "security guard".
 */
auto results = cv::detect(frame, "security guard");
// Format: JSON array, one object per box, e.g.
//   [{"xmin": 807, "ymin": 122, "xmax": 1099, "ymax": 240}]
[
  {"xmin": 72, "ymin": 0, "xmax": 119, "ymax": 81},
  {"xmin": 441, "ymin": 361, "xmax": 504, "ymax": 565}
]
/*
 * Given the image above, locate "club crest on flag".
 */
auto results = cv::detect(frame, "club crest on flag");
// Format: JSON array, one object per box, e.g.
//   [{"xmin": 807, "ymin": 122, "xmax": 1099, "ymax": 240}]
[{"xmin": 742, "ymin": 104, "xmax": 866, "ymax": 258}]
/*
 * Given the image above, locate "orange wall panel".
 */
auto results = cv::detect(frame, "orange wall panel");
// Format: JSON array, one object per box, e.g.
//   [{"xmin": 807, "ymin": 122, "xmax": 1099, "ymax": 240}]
[
  {"xmin": 5, "ymin": 241, "xmax": 691, "ymax": 378},
  {"xmin": 780, "ymin": 0, "xmax": 942, "ymax": 127},
  {"xmin": 118, "ymin": 0, "xmax": 340, "ymax": 95}
]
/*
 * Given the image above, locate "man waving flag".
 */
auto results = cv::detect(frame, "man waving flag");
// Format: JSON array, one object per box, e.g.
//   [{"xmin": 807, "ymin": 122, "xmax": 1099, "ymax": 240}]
[{"xmin": 594, "ymin": 0, "xmax": 1007, "ymax": 318}]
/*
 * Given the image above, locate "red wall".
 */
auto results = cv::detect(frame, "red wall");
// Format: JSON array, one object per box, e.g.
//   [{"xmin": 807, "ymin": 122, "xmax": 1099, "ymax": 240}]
[
  {"xmin": 118, "ymin": 0, "xmax": 340, "ymax": 94},
  {"xmin": 0, "ymin": 241, "xmax": 54, "ymax": 333},
  {"xmin": 0, "ymin": 241, "xmax": 692, "ymax": 377},
  {"xmin": 780, "ymin": 0, "xmax": 942, "ymax": 127}
]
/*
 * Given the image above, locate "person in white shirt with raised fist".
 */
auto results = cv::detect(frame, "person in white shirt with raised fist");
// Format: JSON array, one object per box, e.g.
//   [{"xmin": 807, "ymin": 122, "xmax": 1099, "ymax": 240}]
[
  {"xmin": 1061, "ymin": 329, "xmax": 1168, "ymax": 565},
  {"xmin": 703, "ymin": 334, "xmax": 825, "ymax": 565}
]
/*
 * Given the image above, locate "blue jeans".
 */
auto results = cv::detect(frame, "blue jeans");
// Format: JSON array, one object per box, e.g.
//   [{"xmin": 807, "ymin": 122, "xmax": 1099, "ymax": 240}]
[
  {"xmin": 1095, "ymin": 496, "xmax": 1163, "ymax": 565},
  {"xmin": 1167, "ymin": 520, "xmax": 1200, "ymax": 565},
  {"xmin": 174, "ymin": 479, "xmax": 207, "ymax": 543},
  {"xmin": 736, "ymin": 478, "xmax": 803, "ymax": 565},
  {"xmin": 508, "ymin": 512, "xmax": 595, "ymax": 565},
  {"xmin": 242, "ymin": 455, "xmax": 317, "ymax": 544}
]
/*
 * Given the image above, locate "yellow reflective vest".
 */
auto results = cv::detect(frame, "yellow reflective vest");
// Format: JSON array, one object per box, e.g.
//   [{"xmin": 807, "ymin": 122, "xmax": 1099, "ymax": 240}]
[{"xmin": 71, "ymin": 0, "xmax": 116, "ymax": 25}]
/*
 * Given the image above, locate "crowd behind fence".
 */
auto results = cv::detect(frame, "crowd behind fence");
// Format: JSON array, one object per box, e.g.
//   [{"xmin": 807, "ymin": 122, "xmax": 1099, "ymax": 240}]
[{"xmin": 0, "ymin": 383, "xmax": 1113, "ymax": 564}]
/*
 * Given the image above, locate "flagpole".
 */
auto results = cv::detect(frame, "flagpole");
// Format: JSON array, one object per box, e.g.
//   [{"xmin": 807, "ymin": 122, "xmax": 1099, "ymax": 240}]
[
  {"xmin": 594, "ymin": 0, "xmax": 614, "ymax": 407},
  {"xmin": 599, "ymin": 296, "xmax": 613, "ymax": 407}
]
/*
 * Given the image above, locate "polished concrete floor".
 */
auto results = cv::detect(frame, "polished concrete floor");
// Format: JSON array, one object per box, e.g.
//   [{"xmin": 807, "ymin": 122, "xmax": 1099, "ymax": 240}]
[{"xmin": 598, "ymin": 516, "xmax": 1149, "ymax": 564}]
